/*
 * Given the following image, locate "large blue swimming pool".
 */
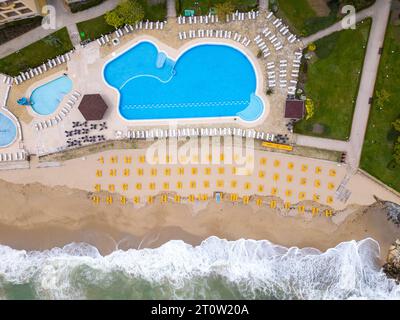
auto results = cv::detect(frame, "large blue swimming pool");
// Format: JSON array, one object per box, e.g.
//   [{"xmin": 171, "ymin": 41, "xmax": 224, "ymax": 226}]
[
  {"xmin": 104, "ymin": 41, "xmax": 264, "ymax": 122},
  {"xmin": 0, "ymin": 112, "xmax": 17, "ymax": 147},
  {"xmin": 30, "ymin": 75, "xmax": 72, "ymax": 115}
]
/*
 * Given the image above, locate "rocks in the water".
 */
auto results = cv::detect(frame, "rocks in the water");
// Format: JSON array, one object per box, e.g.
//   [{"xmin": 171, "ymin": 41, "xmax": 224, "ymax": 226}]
[{"xmin": 384, "ymin": 239, "xmax": 400, "ymax": 283}]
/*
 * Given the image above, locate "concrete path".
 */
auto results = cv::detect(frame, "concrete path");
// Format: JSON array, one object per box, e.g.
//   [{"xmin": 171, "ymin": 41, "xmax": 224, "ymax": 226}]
[
  {"xmin": 66, "ymin": 24, "xmax": 81, "ymax": 47},
  {"xmin": 259, "ymin": 0, "xmax": 268, "ymax": 11},
  {"xmin": 302, "ymin": 3, "xmax": 375, "ymax": 45},
  {"xmin": 167, "ymin": 0, "xmax": 176, "ymax": 18},
  {"xmin": 295, "ymin": 0, "xmax": 392, "ymax": 170},
  {"xmin": 0, "ymin": 0, "xmax": 119, "ymax": 58},
  {"xmin": 295, "ymin": 135, "xmax": 349, "ymax": 153}
]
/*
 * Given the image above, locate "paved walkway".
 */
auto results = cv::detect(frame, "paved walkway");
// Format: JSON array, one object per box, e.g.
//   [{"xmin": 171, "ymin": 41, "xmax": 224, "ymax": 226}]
[
  {"xmin": 167, "ymin": 0, "xmax": 176, "ymax": 18},
  {"xmin": 296, "ymin": 0, "xmax": 392, "ymax": 170},
  {"xmin": 302, "ymin": 4, "xmax": 375, "ymax": 45},
  {"xmin": 259, "ymin": 0, "xmax": 268, "ymax": 11},
  {"xmin": 66, "ymin": 24, "xmax": 81, "ymax": 47},
  {"xmin": 0, "ymin": 0, "xmax": 119, "ymax": 58},
  {"xmin": 295, "ymin": 135, "xmax": 349, "ymax": 153}
]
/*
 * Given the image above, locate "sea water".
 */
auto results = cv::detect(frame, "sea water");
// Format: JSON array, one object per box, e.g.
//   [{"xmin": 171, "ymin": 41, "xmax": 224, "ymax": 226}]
[{"xmin": 0, "ymin": 237, "xmax": 398, "ymax": 300}]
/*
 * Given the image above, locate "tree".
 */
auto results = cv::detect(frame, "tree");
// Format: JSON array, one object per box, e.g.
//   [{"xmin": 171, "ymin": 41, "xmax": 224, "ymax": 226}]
[
  {"xmin": 105, "ymin": 0, "xmax": 144, "ymax": 28},
  {"xmin": 392, "ymin": 119, "xmax": 400, "ymax": 132},
  {"xmin": 105, "ymin": 10, "xmax": 124, "ymax": 28},
  {"xmin": 119, "ymin": 0, "xmax": 144, "ymax": 25},
  {"xmin": 215, "ymin": 1, "xmax": 235, "ymax": 22}
]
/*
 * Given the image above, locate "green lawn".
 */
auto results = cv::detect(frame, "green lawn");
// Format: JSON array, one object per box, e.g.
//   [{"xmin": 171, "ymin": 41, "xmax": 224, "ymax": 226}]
[
  {"xmin": 175, "ymin": 0, "xmax": 257, "ymax": 16},
  {"xmin": 0, "ymin": 27, "xmax": 73, "ymax": 77},
  {"xmin": 294, "ymin": 19, "xmax": 371, "ymax": 141},
  {"xmin": 77, "ymin": 15, "xmax": 115, "ymax": 41},
  {"xmin": 77, "ymin": 0, "xmax": 167, "ymax": 41},
  {"xmin": 360, "ymin": 19, "xmax": 400, "ymax": 192}
]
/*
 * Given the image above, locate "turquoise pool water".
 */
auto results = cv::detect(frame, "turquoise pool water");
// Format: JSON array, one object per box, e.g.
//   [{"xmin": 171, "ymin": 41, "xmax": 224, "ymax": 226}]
[
  {"xmin": 104, "ymin": 41, "xmax": 264, "ymax": 122},
  {"xmin": 30, "ymin": 76, "xmax": 72, "ymax": 115},
  {"xmin": 0, "ymin": 112, "xmax": 17, "ymax": 147}
]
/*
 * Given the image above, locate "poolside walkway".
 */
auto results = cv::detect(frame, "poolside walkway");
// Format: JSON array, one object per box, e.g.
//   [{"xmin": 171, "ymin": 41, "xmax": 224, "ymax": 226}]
[
  {"xmin": 296, "ymin": 0, "xmax": 392, "ymax": 170},
  {"xmin": 0, "ymin": 0, "xmax": 119, "ymax": 59}
]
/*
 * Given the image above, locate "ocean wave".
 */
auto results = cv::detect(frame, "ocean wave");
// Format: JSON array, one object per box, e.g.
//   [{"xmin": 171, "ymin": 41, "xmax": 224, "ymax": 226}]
[{"xmin": 0, "ymin": 237, "xmax": 398, "ymax": 299}]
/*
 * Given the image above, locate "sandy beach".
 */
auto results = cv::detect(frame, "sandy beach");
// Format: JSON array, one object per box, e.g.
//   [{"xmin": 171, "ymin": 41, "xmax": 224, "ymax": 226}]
[{"xmin": 0, "ymin": 177, "xmax": 398, "ymax": 263}]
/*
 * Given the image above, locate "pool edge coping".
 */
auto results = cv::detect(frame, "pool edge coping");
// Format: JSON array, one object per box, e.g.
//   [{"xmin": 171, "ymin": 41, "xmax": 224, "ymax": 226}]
[{"xmin": 101, "ymin": 36, "xmax": 270, "ymax": 127}]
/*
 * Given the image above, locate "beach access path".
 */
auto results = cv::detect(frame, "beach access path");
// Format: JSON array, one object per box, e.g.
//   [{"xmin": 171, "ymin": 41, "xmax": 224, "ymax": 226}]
[
  {"xmin": 295, "ymin": 0, "xmax": 392, "ymax": 171},
  {"xmin": 0, "ymin": 0, "xmax": 120, "ymax": 59},
  {"xmin": 167, "ymin": 0, "xmax": 176, "ymax": 18}
]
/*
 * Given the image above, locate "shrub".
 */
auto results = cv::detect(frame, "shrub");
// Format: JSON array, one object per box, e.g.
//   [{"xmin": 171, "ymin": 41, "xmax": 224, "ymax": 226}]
[
  {"xmin": 105, "ymin": 0, "xmax": 144, "ymax": 28},
  {"xmin": 305, "ymin": 98, "xmax": 315, "ymax": 120}
]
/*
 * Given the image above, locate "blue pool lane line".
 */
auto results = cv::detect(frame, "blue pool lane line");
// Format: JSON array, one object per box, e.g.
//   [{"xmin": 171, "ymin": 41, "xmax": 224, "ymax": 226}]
[{"xmin": 104, "ymin": 41, "xmax": 264, "ymax": 122}]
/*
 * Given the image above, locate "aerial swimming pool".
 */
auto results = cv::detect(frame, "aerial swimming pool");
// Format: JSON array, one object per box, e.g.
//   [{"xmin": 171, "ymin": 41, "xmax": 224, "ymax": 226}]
[
  {"xmin": 103, "ymin": 41, "xmax": 264, "ymax": 122},
  {"xmin": 30, "ymin": 75, "xmax": 72, "ymax": 115},
  {"xmin": 0, "ymin": 111, "xmax": 17, "ymax": 147}
]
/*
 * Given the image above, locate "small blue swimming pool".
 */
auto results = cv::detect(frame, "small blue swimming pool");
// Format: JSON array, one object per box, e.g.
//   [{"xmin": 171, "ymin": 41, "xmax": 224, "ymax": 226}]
[
  {"xmin": 0, "ymin": 112, "xmax": 17, "ymax": 147},
  {"xmin": 30, "ymin": 75, "xmax": 72, "ymax": 115},
  {"xmin": 104, "ymin": 41, "xmax": 264, "ymax": 122}
]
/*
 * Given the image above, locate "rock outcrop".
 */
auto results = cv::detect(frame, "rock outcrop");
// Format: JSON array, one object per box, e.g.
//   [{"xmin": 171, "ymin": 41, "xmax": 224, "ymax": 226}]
[{"xmin": 384, "ymin": 239, "xmax": 400, "ymax": 283}]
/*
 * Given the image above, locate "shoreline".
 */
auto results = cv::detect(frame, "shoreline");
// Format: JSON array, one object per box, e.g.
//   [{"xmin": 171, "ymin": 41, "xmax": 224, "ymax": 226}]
[{"xmin": 0, "ymin": 179, "xmax": 398, "ymax": 262}]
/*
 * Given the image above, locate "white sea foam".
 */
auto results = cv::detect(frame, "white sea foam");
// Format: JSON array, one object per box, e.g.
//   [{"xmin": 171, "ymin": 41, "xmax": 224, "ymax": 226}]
[{"xmin": 0, "ymin": 237, "xmax": 398, "ymax": 299}]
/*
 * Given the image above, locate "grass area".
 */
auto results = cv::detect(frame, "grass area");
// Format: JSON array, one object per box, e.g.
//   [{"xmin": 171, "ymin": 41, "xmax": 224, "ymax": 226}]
[
  {"xmin": 175, "ymin": 0, "xmax": 257, "ymax": 16},
  {"xmin": 360, "ymin": 19, "xmax": 400, "ymax": 192},
  {"xmin": 0, "ymin": 16, "xmax": 43, "ymax": 45},
  {"xmin": 69, "ymin": 0, "xmax": 105, "ymax": 13},
  {"xmin": 0, "ymin": 28, "xmax": 73, "ymax": 77},
  {"xmin": 294, "ymin": 19, "xmax": 371, "ymax": 141},
  {"xmin": 77, "ymin": 15, "xmax": 115, "ymax": 41},
  {"xmin": 271, "ymin": 0, "xmax": 375, "ymax": 37},
  {"xmin": 77, "ymin": 0, "xmax": 167, "ymax": 41},
  {"xmin": 138, "ymin": 0, "xmax": 167, "ymax": 21}
]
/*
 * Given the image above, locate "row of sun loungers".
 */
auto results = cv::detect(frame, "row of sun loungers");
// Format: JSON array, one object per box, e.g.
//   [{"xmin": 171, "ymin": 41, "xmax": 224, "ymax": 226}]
[
  {"xmin": 177, "ymin": 14, "xmax": 218, "ymax": 25},
  {"xmin": 267, "ymin": 14, "xmax": 298, "ymax": 44},
  {"xmin": 13, "ymin": 51, "xmax": 72, "ymax": 85},
  {"xmin": 127, "ymin": 127, "xmax": 275, "ymax": 142},
  {"xmin": 177, "ymin": 10, "xmax": 259, "ymax": 25},
  {"xmin": 0, "ymin": 151, "xmax": 27, "ymax": 162},
  {"xmin": 178, "ymin": 29, "xmax": 251, "ymax": 46},
  {"xmin": 97, "ymin": 20, "xmax": 166, "ymax": 46},
  {"xmin": 228, "ymin": 10, "xmax": 259, "ymax": 22},
  {"xmin": 260, "ymin": 28, "xmax": 283, "ymax": 51},
  {"xmin": 34, "ymin": 91, "xmax": 81, "ymax": 131},
  {"xmin": 254, "ymin": 34, "xmax": 270, "ymax": 57},
  {"xmin": 2, "ymin": 75, "xmax": 14, "ymax": 85},
  {"xmin": 287, "ymin": 50, "xmax": 302, "ymax": 95}
]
